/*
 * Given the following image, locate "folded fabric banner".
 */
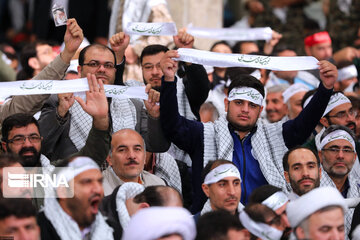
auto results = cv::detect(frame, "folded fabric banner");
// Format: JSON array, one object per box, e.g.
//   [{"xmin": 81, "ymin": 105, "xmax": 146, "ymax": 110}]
[
  {"xmin": 0, "ymin": 78, "xmax": 147, "ymax": 101},
  {"xmin": 174, "ymin": 48, "xmax": 319, "ymax": 71},
  {"xmin": 125, "ymin": 22, "xmax": 178, "ymax": 36},
  {"xmin": 187, "ymin": 26, "xmax": 273, "ymax": 41}
]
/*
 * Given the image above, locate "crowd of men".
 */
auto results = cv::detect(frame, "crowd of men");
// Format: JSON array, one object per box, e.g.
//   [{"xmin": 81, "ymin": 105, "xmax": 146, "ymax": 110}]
[{"xmin": 1, "ymin": 1, "xmax": 360, "ymax": 240}]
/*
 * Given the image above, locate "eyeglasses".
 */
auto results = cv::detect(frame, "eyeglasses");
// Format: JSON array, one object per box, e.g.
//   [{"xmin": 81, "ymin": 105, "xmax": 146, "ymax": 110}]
[
  {"xmin": 7, "ymin": 135, "xmax": 42, "ymax": 145},
  {"xmin": 327, "ymin": 109, "xmax": 357, "ymax": 119},
  {"xmin": 82, "ymin": 61, "xmax": 115, "ymax": 69},
  {"xmin": 142, "ymin": 63, "xmax": 161, "ymax": 71},
  {"xmin": 322, "ymin": 147, "xmax": 355, "ymax": 155}
]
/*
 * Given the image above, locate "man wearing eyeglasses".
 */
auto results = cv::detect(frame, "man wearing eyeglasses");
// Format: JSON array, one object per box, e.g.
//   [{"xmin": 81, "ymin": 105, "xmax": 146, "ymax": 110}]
[
  {"xmin": 304, "ymin": 92, "xmax": 359, "ymax": 155},
  {"xmin": 318, "ymin": 124, "xmax": 359, "ymax": 236}
]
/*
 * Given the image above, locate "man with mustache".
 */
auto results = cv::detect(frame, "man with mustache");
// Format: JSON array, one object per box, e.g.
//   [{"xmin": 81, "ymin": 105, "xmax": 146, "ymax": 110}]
[
  {"xmin": 265, "ymin": 84, "xmax": 289, "ymax": 123},
  {"xmin": 318, "ymin": 125, "xmax": 359, "ymax": 236},
  {"xmin": 102, "ymin": 129, "xmax": 165, "ymax": 196},
  {"xmin": 282, "ymin": 146, "xmax": 321, "ymax": 200},
  {"xmin": 303, "ymin": 92, "xmax": 359, "ymax": 156},
  {"xmin": 194, "ymin": 160, "xmax": 242, "ymax": 221}
]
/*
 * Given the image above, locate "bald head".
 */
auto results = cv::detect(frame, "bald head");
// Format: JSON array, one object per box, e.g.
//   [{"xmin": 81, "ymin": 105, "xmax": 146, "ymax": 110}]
[{"xmin": 109, "ymin": 129, "xmax": 146, "ymax": 182}]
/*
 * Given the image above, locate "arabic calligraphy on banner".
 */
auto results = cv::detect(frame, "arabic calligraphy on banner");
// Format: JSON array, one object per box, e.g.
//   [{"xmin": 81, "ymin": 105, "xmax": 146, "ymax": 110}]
[
  {"xmin": 173, "ymin": 48, "xmax": 319, "ymax": 71},
  {"xmin": 125, "ymin": 22, "xmax": 178, "ymax": 36},
  {"xmin": 0, "ymin": 79, "xmax": 148, "ymax": 102}
]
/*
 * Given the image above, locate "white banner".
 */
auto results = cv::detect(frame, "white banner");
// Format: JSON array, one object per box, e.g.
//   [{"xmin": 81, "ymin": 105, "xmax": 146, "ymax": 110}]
[
  {"xmin": 187, "ymin": 26, "xmax": 273, "ymax": 41},
  {"xmin": 125, "ymin": 22, "xmax": 178, "ymax": 36},
  {"xmin": 174, "ymin": 48, "xmax": 319, "ymax": 71},
  {"xmin": 0, "ymin": 78, "xmax": 147, "ymax": 101}
]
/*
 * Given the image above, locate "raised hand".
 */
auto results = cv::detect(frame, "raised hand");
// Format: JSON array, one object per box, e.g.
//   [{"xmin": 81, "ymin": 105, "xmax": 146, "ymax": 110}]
[
  {"xmin": 318, "ymin": 60, "xmax": 338, "ymax": 90},
  {"xmin": 173, "ymin": 28, "xmax": 194, "ymax": 49},
  {"xmin": 62, "ymin": 18, "xmax": 83, "ymax": 63},
  {"xmin": 109, "ymin": 32, "xmax": 130, "ymax": 64},
  {"xmin": 75, "ymin": 73, "xmax": 109, "ymax": 130},
  {"xmin": 57, "ymin": 93, "xmax": 75, "ymax": 118},
  {"xmin": 160, "ymin": 50, "xmax": 179, "ymax": 82},
  {"xmin": 144, "ymin": 84, "xmax": 160, "ymax": 118}
]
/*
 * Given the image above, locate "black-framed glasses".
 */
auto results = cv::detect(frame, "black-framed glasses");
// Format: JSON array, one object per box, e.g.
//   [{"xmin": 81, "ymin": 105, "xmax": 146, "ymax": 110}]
[
  {"xmin": 327, "ymin": 109, "xmax": 357, "ymax": 119},
  {"xmin": 7, "ymin": 135, "xmax": 42, "ymax": 145},
  {"xmin": 322, "ymin": 147, "xmax": 355, "ymax": 155},
  {"xmin": 82, "ymin": 61, "xmax": 115, "ymax": 69}
]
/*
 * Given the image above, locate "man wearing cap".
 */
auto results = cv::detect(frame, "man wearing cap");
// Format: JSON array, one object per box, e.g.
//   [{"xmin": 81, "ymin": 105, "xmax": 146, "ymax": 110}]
[
  {"xmin": 37, "ymin": 156, "xmax": 114, "ymax": 239},
  {"xmin": 265, "ymin": 84, "xmax": 289, "ymax": 123},
  {"xmin": 282, "ymin": 83, "xmax": 310, "ymax": 120},
  {"xmin": 318, "ymin": 125, "xmax": 360, "ymax": 235},
  {"xmin": 336, "ymin": 63, "xmax": 358, "ymax": 92},
  {"xmin": 194, "ymin": 160, "xmax": 242, "ymax": 221},
  {"xmin": 160, "ymin": 49, "xmax": 337, "ymax": 210},
  {"xmin": 303, "ymin": 92, "xmax": 358, "ymax": 155},
  {"xmin": 287, "ymin": 187, "xmax": 347, "ymax": 240},
  {"xmin": 282, "ymin": 146, "xmax": 321, "ymax": 200}
]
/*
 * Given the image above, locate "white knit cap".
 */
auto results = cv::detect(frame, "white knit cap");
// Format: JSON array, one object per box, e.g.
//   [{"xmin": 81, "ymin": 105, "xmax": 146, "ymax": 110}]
[
  {"xmin": 286, "ymin": 187, "xmax": 347, "ymax": 228},
  {"xmin": 122, "ymin": 207, "xmax": 196, "ymax": 240},
  {"xmin": 337, "ymin": 64, "xmax": 358, "ymax": 81},
  {"xmin": 282, "ymin": 83, "xmax": 309, "ymax": 103}
]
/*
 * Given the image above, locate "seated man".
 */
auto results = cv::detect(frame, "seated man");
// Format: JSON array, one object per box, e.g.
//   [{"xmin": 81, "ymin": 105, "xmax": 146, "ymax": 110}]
[
  {"xmin": 37, "ymin": 156, "xmax": 113, "ymax": 239},
  {"xmin": 194, "ymin": 159, "xmax": 242, "ymax": 221},
  {"xmin": 0, "ymin": 198, "xmax": 40, "ymax": 240},
  {"xmin": 100, "ymin": 182, "xmax": 183, "ymax": 239},
  {"xmin": 287, "ymin": 187, "xmax": 347, "ymax": 240},
  {"xmin": 318, "ymin": 125, "xmax": 360, "ymax": 235},
  {"xmin": 282, "ymin": 146, "xmax": 321, "ymax": 200},
  {"xmin": 103, "ymin": 129, "xmax": 165, "ymax": 196}
]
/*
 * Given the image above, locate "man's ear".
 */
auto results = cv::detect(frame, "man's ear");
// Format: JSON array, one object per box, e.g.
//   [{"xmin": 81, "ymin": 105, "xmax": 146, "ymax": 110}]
[
  {"xmin": 224, "ymin": 98, "xmax": 229, "ymax": 112},
  {"xmin": 28, "ymin": 57, "xmax": 40, "ymax": 70},
  {"xmin": 284, "ymin": 171, "xmax": 290, "ymax": 183},
  {"xmin": 138, "ymin": 202, "xmax": 150, "ymax": 209},
  {"xmin": 106, "ymin": 155, "xmax": 112, "ymax": 166},
  {"xmin": 1, "ymin": 141, "xmax": 7, "ymax": 152},
  {"xmin": 202, "ymin": 183, "xmax": 210, "ymax": 197},
  {"xmin": 318, "ymin": 151, "xmax": 323, "ymax": 164},
  {"xmin": 319, "ymin": 117, "xmax": 330, "ymax": 128}
]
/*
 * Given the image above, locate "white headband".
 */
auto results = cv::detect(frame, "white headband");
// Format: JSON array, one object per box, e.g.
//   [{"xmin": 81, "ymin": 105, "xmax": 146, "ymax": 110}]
[
  {"xmin": 323, "ymin": 93, "xmax": 351, "ymax": 117},
  {"xmin": 239, "ymin": 211, "xmax": 283, "ymax": 240},
  {"xmin": 204, "ymin": 164, "xmax": 241, "ymax": 185},
  {"xmin": 58, "ymin": 156, "xmax": 100, "ymax": 183},
  {"xmin": 338, "ymin": 65, "xmax": 358, "ymax": 81},
  {"xmin": 282, "ymin": 83, "xmax": 309, "ymax": 103},
  {"xmin": 227, "ymin": 87, "xmax": 263, "ymax": 106},
  {"xmin": 320, "ymin": 129, "xmax": 355, "ymax": 150},
  {"xmin": 262, "ymin": 191, "xmax": 289, "ymax": 211}
]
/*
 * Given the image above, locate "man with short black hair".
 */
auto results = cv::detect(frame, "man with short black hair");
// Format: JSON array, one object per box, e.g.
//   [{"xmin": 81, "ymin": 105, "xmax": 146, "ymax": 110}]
[
  {"xmin": 282, "ymin": 146, "xmax": 321, "ymax": 199},
  {"xmin": 196, "ymin": 210, "xmax": 250, "ymax": 240},
  {"xmin": 0, "ymin": 198, "xmax": 40, "ymax": 240},
  {"xmin": 160, "ymin": 49, "xmax": 337, "ymax": 210},
  {"xmin": 194, "ymin": 159, "xmax": 242, "ymax": 221}
]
